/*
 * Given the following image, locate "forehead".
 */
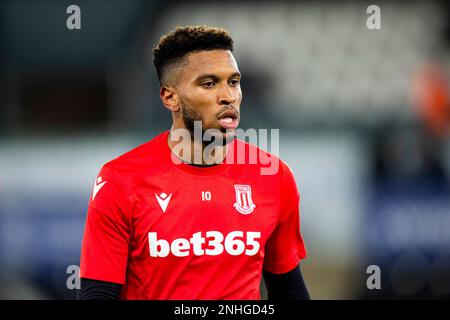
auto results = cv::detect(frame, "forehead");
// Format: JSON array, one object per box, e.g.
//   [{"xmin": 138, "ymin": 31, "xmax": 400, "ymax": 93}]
[{"xmin": 180, "ymin": 50, "xmax": 239, "ymax": 80}]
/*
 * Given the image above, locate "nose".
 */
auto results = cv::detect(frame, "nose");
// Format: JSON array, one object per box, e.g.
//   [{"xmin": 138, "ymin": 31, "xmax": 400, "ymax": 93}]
[{"xmin": 218, "ymin": 83, "xmax": 236, "ymax": 105}]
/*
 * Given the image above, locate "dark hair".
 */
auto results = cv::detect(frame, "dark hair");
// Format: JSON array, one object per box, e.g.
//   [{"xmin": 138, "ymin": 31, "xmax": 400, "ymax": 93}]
[{"xmin": 153, "ymin": 25, "xmax": 234, "ymax": 85}]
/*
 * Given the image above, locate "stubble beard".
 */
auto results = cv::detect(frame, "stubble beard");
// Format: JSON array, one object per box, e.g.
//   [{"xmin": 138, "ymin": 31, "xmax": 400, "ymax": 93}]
[{"xmin": 180, "ymin": 100, "xmax": 234, "ymax": 147}]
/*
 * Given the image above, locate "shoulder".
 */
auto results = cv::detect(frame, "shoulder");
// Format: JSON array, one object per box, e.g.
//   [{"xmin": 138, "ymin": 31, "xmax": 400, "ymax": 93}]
[
  {"xmin": 102, "ymin": 131, "xmax": 169, "ymax": 177},
  {"xmin": 233, "ymin": 137, "xmax": 294, "ymax": 177}
]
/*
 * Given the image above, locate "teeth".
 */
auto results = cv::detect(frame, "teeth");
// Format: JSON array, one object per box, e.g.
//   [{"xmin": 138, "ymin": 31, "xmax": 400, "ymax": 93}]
[{"xmin": 220, "ymin": 117, "xmax": 233, "ymax": 123}]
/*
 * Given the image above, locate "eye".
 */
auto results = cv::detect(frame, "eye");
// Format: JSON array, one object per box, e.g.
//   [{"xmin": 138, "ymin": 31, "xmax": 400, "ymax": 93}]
[
  {"xmin": 229, "ymin": 79, "xmax": 240, "ymax": 86},
  {"xmin": 202, "ymin": 81, "xmax": 215, "ymax": 88}
]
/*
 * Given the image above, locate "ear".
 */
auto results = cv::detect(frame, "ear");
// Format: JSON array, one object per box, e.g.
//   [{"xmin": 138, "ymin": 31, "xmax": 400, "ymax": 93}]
[{"xmin": 160, "ymin": 86, "xmax": 180, "ymax": 112}]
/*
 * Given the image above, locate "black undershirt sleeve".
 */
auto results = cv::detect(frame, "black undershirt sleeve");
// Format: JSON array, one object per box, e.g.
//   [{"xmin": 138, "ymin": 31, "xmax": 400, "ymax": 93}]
[
  {"xmin": 263, "ymin": 264, "xmax": 311, "ymax": 300},
  {"xmin": 77, "ymin": 278, "xmax": 122, "ymax": 300}
]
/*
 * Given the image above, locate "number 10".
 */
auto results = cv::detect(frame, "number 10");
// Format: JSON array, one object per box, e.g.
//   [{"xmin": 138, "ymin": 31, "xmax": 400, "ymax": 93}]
[{"xmin": 202, "ymin": 191, "xmax": 211, "ymax": 201}]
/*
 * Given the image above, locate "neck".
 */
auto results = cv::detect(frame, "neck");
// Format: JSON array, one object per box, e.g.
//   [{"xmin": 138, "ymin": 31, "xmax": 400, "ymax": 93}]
[{"xmin": 167, "ymin": 126, "xmax": 230, "ymax": 165}]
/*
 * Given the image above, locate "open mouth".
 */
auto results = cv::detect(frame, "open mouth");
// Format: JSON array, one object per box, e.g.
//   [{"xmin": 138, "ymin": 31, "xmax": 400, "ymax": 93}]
[{"xmin": 217, "ymin": 110, "xmax": 239, "ymax": 129}]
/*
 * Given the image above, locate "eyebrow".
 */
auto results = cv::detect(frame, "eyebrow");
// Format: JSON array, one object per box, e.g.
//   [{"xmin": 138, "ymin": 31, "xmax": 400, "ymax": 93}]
[{"xmin": 195, "ymin": 72, "xmax": 241, "ymax": 82}]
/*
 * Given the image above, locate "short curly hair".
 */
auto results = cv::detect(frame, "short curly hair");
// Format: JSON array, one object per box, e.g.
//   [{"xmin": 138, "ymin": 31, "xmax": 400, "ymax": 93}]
[{"xmin": 153, "ymin": 25, "xmax": 234, "ymax": 86}]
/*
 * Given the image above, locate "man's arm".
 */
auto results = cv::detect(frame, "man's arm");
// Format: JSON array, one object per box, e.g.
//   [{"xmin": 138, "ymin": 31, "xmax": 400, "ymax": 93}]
[
  {"xmin": 263, "ymin": 264, "xmax": 310, "ymax": 300},
  {"xmin": 79, "ymin": 166, "xmax": 131, "ymax": 292},
  {"xmin": 77, "ymin": 278, "xmax": 122, "ymax": 300}
]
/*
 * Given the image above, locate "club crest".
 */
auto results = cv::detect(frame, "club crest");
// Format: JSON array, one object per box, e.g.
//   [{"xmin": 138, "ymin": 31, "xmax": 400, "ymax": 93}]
[{"xmin": 233, "ymin": 184, "xmax": 256, "ymax": 214}]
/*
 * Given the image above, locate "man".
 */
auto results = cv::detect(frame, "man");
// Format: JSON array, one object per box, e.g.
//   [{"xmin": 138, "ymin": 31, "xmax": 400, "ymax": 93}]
[{"xmin": 78, "ymin": 25, "xmax": 309, "ymax": 300}]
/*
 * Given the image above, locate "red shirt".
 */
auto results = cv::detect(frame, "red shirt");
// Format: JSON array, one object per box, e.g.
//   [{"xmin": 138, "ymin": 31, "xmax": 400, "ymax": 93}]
[{"xmin": 80, "ymin": 131, "xmax": 306, "ymax": 299}]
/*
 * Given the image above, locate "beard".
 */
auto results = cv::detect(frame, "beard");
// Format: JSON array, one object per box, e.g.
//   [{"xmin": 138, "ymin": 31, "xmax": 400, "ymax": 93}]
[
  {"xmin": 180, "ymin": 100, "xmax": 235, "ymax": 146},
  {"xmin": 181, "ymin": 100, "xmax": 204, "ymax": 135}
]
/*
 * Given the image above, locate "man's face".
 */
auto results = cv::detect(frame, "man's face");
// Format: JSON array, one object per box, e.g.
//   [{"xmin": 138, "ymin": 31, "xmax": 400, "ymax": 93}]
[{"xmin": 174, "ymin": 50, "xmax": 242, "ymax": 142}]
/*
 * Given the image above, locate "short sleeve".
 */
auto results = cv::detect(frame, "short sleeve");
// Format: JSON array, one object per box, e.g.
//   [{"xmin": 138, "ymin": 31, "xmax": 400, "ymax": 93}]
[
  {"xmin": 80, "ymin": 165, "xmax": 131, "ymax": 284},
  {"xmin": 263, "ymin": 162, "xmax": 307, "ymax": 274}
]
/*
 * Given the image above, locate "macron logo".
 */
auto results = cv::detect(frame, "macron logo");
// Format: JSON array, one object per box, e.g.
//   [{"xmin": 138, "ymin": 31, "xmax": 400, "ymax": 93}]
[
  {"xmin": 92, "ymin": 176, "xmax": 107, "ymax": 201},
  {"xmin": 155, "ymin": 192, "xmax": 172, "ymax": 213}
]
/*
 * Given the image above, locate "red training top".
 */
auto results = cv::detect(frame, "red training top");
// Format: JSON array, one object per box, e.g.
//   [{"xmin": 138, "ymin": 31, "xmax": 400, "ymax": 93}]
[{"xmin": 80, "ymin": 131, "xmax": 306, "ymax": 299}]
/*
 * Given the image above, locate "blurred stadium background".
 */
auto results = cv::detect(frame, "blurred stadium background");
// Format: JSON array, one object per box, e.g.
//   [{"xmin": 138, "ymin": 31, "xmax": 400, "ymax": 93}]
[{"xmin": 1, "ymin": 0, "xmax": 450, "ymax": 299}]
